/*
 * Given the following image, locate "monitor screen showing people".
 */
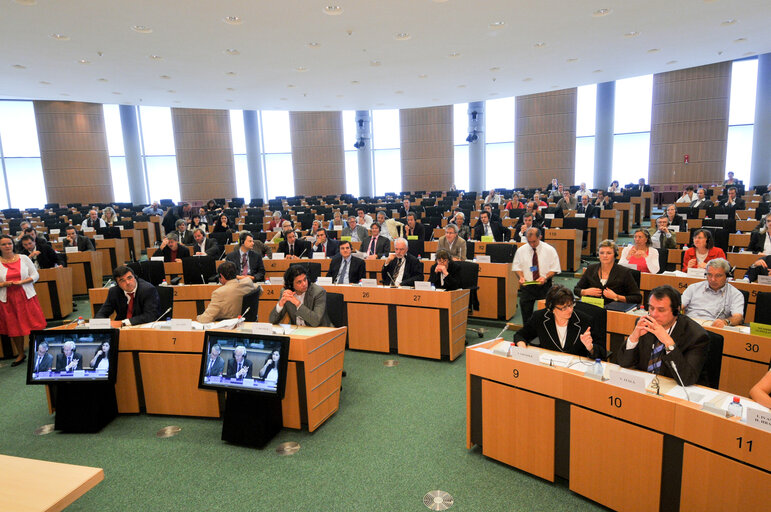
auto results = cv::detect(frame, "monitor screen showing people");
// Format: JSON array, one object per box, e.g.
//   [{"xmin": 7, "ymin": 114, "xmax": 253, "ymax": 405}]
[
  {"xmin": 199, "ymin": 332, "xmax": 290, "ymax": 398},
  {"xmin": 27, "ymin": 329, "xmax": 118, "ymax": 384}
]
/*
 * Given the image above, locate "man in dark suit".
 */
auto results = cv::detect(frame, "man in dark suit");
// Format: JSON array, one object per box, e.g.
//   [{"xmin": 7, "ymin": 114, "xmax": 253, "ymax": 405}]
[
  {"xmin": 720, "ymin": 187, "xmax": 745, "ymax": 211},
  {"xmin": 159, "ymin": 232, "xmax": 190, "ymax": 262},
  {"xmin": 174, "ymin": 219, "xmax": 195, "ymax": 245},
  {"xmin": 513, "ymin": 213, "xmax": 543, "ymax": 243},
  {"xmin": 226, "ymin": 346, "xmax": 253, "ymax": 379},
  {"xmin": 472, "ymin": 211, "xmax": 504, "ymax": 241},
  {"xmin": 19, "ymin": 234, "xmax": 61, "ymax": 269},
  {"xmin": 32, "ymin": 341, "xmax": 54, "ymax": 372},
  {"xmin": 576, "ymin": 195, "xmax": 597, "ymax": 218},
  {"xmin": 63, "ymin": 225, "xmax": 95, "ymax": 251},
  {"xmin": 594, "ymin": 190, "xmax": 614, "ymax": 210},
  {"xmin": 483, "ymin": 204, "xmax": 502, "ymax": 223},
  {"xmin": 312, "ymin": 228, "xmax": 339, "ymax": 257},
  {"xmin": 382, "ymin": 238, "xmax": 423, "ymax": 287},
  {"xmin": 403, "ymin": 213, "xmax": 426, "ymax": 240},
  {"xmin": 327, "ymin": 241, "xmax": 366, "ymax": 284},
  {"xmin": 278, "ymin": 230, "xmax": 311, "ymax": 259},
  {"xmin": 635, "ymin": 178, "xmax": 652, "ymax": 192},
  {"xmin": 690, "ymin": 187, "xmax": 713, "ymax": 211},
  {"xmin": 269, "ymin": 265, "xmax": 332, "ymax": 326},
  {"xmin": 95, "ymin": 265, "xmax": 161, "ymax": 327},
  {"xmin": 428, "ymin": 250, "xmax": 461, "ymax": 290},
  {"xmin": 204, "ymin": 344, "xmax": 225, "ymax": 377},
  {"xmin": 55, "ymin": 341, "xmax": 83, "ymax": 372},
  {"xmin": 361, "ymin": 222, "xmax": 390, "ymax": 259},
  {"xmin": 614, "ymin": 285, "xmax": 709, "ymax": 386},
  {"xmin": 225, "ymin": 232, "xmax": 265, "ymax": 281},
  {"xmin": 191, "ymin": 228, "xmax": 219, "ymax": 257},
  {"xmin": 398, "ymin": 198, "xmax": 416, "ymax": 221}
]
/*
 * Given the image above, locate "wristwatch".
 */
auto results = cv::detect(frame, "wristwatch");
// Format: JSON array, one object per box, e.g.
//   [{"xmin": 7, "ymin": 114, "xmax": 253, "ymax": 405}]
[{"xmin": 665, "ymin": 343, "xmax": 676, "ymax": 352}]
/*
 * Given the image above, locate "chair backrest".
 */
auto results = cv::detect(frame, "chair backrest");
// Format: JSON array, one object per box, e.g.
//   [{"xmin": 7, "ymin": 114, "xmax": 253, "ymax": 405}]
[
  {"xmin": 290, "ymin": 262, "xmax": 321, "ymax": 283},
  {"xmin": 240, "ymin": 288, "xmax": 261, "ymax": 322},
  {"xmin": 326, "ymin": 292, "xmax": 346, "ymax": 328},
  {"xmin": 464, "ymin": 240, "xmax": 475, "ymax": 260},
  {"xmin": 485, "ymin": 243, "xmax": 516, "ymax": 263},
  {"xmin": 127, "ymin": 262, "xmax": 144, "ymax": 281},
  {"xmin": 210, "ymin": 231, "xmax": 230, "ymax": 247},
  {"xmin": 407, "ymin": 240, "xmax": 424, "ymax": 258},
  {"xmin": 574, "ymin": 301, "xmax": 607, "ymax": 352},
  {"xmin": 155, "ymin": 285, "xmax": 174, "ymax": 319},
  {"xmin": 698, "ymin": 330, "xmax": 724, "ymax": 389},
  {"xmin": 755, "ymin": 291, "xmax": 771, "ymax": 325},
  {"xmin": 140, "ymin": 260, "xmax": 166, "ymax": 286},
  {"xmin": 181, "ymin": 256, "xmax": 217, "ymax": 284},
  {"xmin": 457, "ymin": 261, "xmax": 480, "ymax": 289}
]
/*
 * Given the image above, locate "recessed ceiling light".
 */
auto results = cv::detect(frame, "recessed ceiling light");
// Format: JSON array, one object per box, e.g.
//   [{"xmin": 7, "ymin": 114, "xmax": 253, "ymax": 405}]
[
  {"xmin": 159, "ymin": 75, "xmax": 171, "ymax": 80},
  {"xmin": 721, "ymin": 19, "xmax": 737, "ymax": 26},
  {"xmin": 457, "ymin": 85, "xmax": 466, "ymax": 88},
  {"xmin": 149, "ymin": 55, "xmax": 162, "ymax": 60},
  {"xmin": 97, "ymin": 78, "xmax": 108, "ymax": 82},
  {"xmin": 593, "ymin": 69, "xmax": 603, "ymax": 73},
  {"xmin": 50, "ymin": 33, "xmax": 70, "ymax": 41},
  {"xmin": 287, "ymin": 84, "xmax": 295, "ymax": 88},
  {"xmin": 394, "ymin": 32, "xmax": 411, "ymax": 41},
  {"xmin": 551, "ymin": 85, "xmax": 559, "ymax": 89},
  {"xmin": 489, "ymin": 92, "xmax": 498, "ymax": 96},
  {"xmin": 60, "ymin": 93, "xmax": 69, "ymax": 96},
  {"xmin": 666, "ymin": 60, "xmax": 678, "ymax": 65},
  {"xmin": 432, "ymin": 0, "xmax": 448, "ymax": 3},
  {"xmin": 167, "ymin": 90, "xmax": 176, "ymax": 94},
  {"xmin": 395, "ymin": 90, "xmax": 404, "ymax": 94},
  {"xmin": 523, "ymin": 77, "xmax": 532, "ymax": 82},
  {"xmin": 280, "ymin": 97, "xmax": 288, "ymax": 101},
  {"xmin": 489, "ymin": 21, "xmax": 505, "ymax": 30},
  {"xmin": 489, "ymin": 66, "xmax": 501, "ymax": 72},
  {"xmin": 336, "ymin": 94, "xmax": 344, "ymax": 98},
  {"xmin": 323, "ymin": 105, "xmax": 331, "ymax": 108},
  {"xmin": 226, "ymin": 99, "xmax": 234, "ymax": 102},
  {"xmin": 78, "ymin": 59, "xmax": 90, "ymax": 64},
  {"xmin": 624, "ymin": 31, "xmax": 640, "ymax": 37},
  {"xmin": 131, "ymin": 25, "xmax": 152, "ymax": 34},
  {"xmin": 566, "ymin": 58, "xmax": 578, "ymax": 63},
  {"xmin": 112, "ymin": 91, "xmax": 121, "ymax": 95},
  {"xmin": 370, "ymin": 60, "xmax": 381, "ymax": 67},
  {"xmin": 173, "ymin": 100, "xmax": 181, "ymax": 103},
  {"xmin": 223, "ymin": 16, "xmax": 242, "ymax": 25},
  {"xmin": 14, "ymin": 0, "xmax": 37, "ymax": 5},
  {"xmin": 350, "ymin": 80, "xmax": 360, "ymax": 85},
  {"xmin": 226, "ymin": 87, "xmax": 235, "ymax": 91},
  {"xmin": 418, "ymin": 74, "xmax": 428, "ymax": 79},
  {"xmin": 647, "ymin": 48, "xmax": 660, "ymax": 53},
  {"xmin": 743, "ymin": 51, "xmax": 756, "ymax": 56},
  {"xmin": 592, "ymin": 8, "xmax": 611, "ymax": 17},
  {"xmin": 734, "ymin": 37, "xmax": 747, "ymax": 43},
  {"xmin": 225, "ymin": 71, "xmax": 237, "ymax": 76},
  {"xmin": 377, "ymin": 102, "xmax": 385, "ymax": 106},
  {"xmin": 224, "ymin": 49, "xmax": 240, "ymax": 56},
  {"xmin": 12, "ymin": 64, "xmax": 27, "ymax": 69},
  {"xmin": 39, "ymin": 80, "xmax": 50, "ymax": 85},
  {"xmin": 448, "ymin": 51, "xmax": 461, "ymax": 58},
  {"xmin": 307, "ymin": 42, "xmax": 321, "ymax": 49},
  {"xmin": 323, "ymin": 6, "xmax": 343, "ymax": 15},
  {"xmin": 295, "ymin": 66, "xmax": 308, "ymax": 72},
  {"xmin": 534, "ymin": 42, "xmax": 546, "ymax": 48}
]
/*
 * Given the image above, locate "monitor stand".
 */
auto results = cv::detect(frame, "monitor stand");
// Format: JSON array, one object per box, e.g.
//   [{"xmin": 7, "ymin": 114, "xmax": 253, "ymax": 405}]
[
  {"xmin": 221, "ymin": 391, "xmax": 283, "ymax": 449},
  {"xmin": 54, "ymin": 381, "xmax": 118, "ymax": 433}
]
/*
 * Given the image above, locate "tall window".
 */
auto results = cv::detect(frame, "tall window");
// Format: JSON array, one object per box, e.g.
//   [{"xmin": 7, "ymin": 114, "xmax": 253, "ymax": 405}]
[
  {"xmin": 725, "ymin": 58, "xmax": 758, "ymax": 184},
  {"xmin": 575, "ymin": 85, "xmax": 597, "ymax": 189},
  {"xmin": 371, "ymin": 109, "xmax": 401, "ymax": 196},
  {"xmin": 453, "ymin": 103, "xmax": 470, "ymax": 192},
  {"xmin": 0, "ymin": 101, "xmax": 46, "ymax": 208},
  {"xmin": 102, "ymin": 105, "xmax": 131, "ymax": 203},
  {"xmin": 261, "ymin": 110, "xmax": 294, "ymax": 199},
  {"xmin": 485, "ymin": 97, "xmax": 515, "ymax": 189},
  {"xmin": 612, "ymin": 75, "xmax": 653, "ymax": 185},
  {"xmin": 229, "ymin": 110, "xmax": 250, "ymax": 202},
  {"xmin": 342, "ymin": 110, "xmax": 360, "ymax": 195},
  {"xmin": 138, "ymin": 106, "xmax": 180, "ymax": 203}
]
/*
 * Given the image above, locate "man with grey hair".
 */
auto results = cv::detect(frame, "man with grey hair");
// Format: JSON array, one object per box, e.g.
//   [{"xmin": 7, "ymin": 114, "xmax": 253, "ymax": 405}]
[
  {"xmin": 437, "ymin": 223, "xmax": 466, "ymax": 261},
  {"xmin": 226, "ymin": 346, "xmax": 253, "ymax": 379},
  {"xmin": 681, "ymin": 258, "xmax": 745, "ymax": 328},
  {"xmin": 175, "ymin": 218, "xmax": 194, "ymax": 245},
  {"xmin": 56, "ymin": 341, "xmax": 83, "ymax": 372},
  {"xmin": 453, "ymin": 212, "xmax": 471, "ymax": 241},
  {"xmin": 382, "ymin": 237, "xmax": 423, "ymax": 287},
  {"xmin": 159, "ymin": 232, "xmax": 190, "ymax": 262},
  {"xmin": 204, "ymin": 344, "xmax": 225, "ymax": 377}
]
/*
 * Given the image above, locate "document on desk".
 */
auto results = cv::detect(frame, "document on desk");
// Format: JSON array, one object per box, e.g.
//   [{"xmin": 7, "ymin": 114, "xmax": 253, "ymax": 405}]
[
  {"xmin": 538, "ymin": 353, "xmax": 574, "ymax": 368},
  {"xmin": 665, "ymin": 386, "xmax": 719, "ymax": 405}
]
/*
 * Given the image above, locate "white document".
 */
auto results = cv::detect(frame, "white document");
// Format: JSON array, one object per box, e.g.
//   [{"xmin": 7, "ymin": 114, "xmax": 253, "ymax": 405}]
[
  {"xmin": 252, "ymin": 323, "xmax": 274, "ymax": 335},
  {"xmin": 608, "ymin": 369, "xmax": 649, "ymax": 393},
  {"xmin": 312, "ymin": 252, "xmax": 325, "ymax": 259},
  {"xmin": 272, "ymin": 252, "xmax": 285, "ymax": 260},
  {"xmin": 65, "ymin": 247, "xmax": 78, "ymax": 253},
  {"xmin": 538, "ymin": 353, "xmax": 574, "ymax": 368},
  {"xmin": 475, "ymin": 255, "xmax": 491, "ymax": 263},
  {"xmin": 665, "ymin": 386, "xmax": 719, "ymax": 405},
  {"xmin": 150, "ymin": 256, "xmax": 164, "ymax": 262}
]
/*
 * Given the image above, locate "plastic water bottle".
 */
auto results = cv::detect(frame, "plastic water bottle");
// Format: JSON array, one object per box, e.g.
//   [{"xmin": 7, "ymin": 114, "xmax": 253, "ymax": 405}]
[
  {"xmin": 76, "ymin": 316, "xmax": 85, "ymax": 328},
  {"xmin": 160, "ymin": 279, "xmax": 168, "ymax": 286},
  {"xmin": 592, "ymin": 359, "xmax": 604, "ymax": 377},
  {"xmin": 727, "ymin": 396, "xmax": 743, "ymax": 418}
]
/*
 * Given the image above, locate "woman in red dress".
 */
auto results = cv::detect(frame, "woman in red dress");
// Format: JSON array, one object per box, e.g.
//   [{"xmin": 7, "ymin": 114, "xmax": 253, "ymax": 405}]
[{"xmin": 0, "ymin": 235, "xmax": 46, "ymax": 366}]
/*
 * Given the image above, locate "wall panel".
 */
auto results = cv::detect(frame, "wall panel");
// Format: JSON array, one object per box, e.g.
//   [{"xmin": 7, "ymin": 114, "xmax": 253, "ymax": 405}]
[
  {"xmin": 289, "ymin": 111, "xmax": 345, "ymax": 196},
  {"xmin": 400, "ymin": 106, "xmax": 453, "ymax": 192}
]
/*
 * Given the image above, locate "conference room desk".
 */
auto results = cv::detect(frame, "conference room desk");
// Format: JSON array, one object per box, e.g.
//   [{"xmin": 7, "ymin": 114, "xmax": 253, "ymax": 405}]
[
  {"xmin": 86, "ymin": 238, "xmax": 129, "ymax": 277},
  {"xmin": 466, "ymin": 342, "xmax": 770, "ymax": 512},
  {"xmin": 613, "ymin": 201, "xmax": 633, "ymax": 235},
  {"xmin": 0, "ymin": 454, "xmax": 104, "ymax": 512},
  {"xmin": 604, "ymin": 308, "xmax": 771, "ymax": 397},
  {"xmin": 120, "ymin": 228, "xmax": 143, "ymax": 260},
  {"xmin": 34, "ymin": 266, "xmax": 72, "ymax": 320},
  {"xmin": 543, "ymin": 228, "xmax": 581, "ymax": 272},
  {"xmin": 65, "ymin": 251, "xmax": 103, "ymax": 295},
  {"xmin": 111, "ymin": 324, "xmax": 346, "ymax": 431},
  {"xmin": 549, "ymin": 217, "xmax": 607, "ymax": 256},
  {"xmin": 600, "ymin": 209, "xmax": 620, "ymax": 241},
  {"xmin": 134, "ymin": 221, "xmax": 157, "ymax": 251}
]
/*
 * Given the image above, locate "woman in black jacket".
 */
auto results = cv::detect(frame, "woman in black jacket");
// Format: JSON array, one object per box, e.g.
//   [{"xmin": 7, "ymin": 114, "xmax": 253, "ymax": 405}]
[
  {"xmin": 574, "ymin": 239, "xmax": 642, "ymax": 305},
  {"xmin": 428, "ymin": 250, "xmax": 461, "ymax": 290}
]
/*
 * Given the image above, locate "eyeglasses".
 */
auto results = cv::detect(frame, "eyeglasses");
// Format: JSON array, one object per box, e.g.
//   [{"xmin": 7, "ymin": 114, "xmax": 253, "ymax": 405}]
[{"xmin": 554, "ymin": 302, "xmax": 575, "ymax": 312}]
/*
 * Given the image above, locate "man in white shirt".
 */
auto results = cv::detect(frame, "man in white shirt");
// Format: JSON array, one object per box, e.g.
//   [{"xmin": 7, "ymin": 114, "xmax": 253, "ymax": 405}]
[
  {"xmin": 512, "ymin": 227, "xmax": 561, "ymax": 323},
  {"xmin": 356, "ymin": 208, "xmax": 373, "ymax": 229},
  {"xmin": 81, "ymin": 209, "xmax": 106, "ymax": 230},
  {"xmin": 676, "ymin": 186, "xmax": 695, "ymax": 204},
  {"xmin": 681, "ymin": 258, "xmax": 745, "ymax": 328},
  {"xmin": 575, "ymin": 182, "xmax": 592, "ymax": 200}
]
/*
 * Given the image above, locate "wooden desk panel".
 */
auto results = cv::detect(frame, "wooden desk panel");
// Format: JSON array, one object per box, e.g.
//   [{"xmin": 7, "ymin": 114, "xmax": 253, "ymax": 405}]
[
  {"xmin": 347, "ymin": 303, "xmax": 390, "ymax": 352},
  {"xmin": 570, "ymin": 406, "xmax": 663, "ymax": 512},
  {"xmin": 600, "ymin": 209, "xmax": 620, "ymax": 240},
  {"xmin": 66, "ymin": 251, "xmax": 102, "ymax": 295},
  {"xmin": 396, "ymin": 306, "xmax": 441, "ymax": 359},
  {"xmin": 34, "ymin": 266, "xmax": 72, "ymax": 320},
  {"xmin": 92, "ymin": 238, "xmax": 129, "ymax": 277},
  {"xmin": 139, "ymin": 352, "xmax": 220, "ymax": 417},
  {"xmin": 544, "ymin": 228, "xmax": 581, "ymax": 272},
  {"xmin": 614, "ymin": 202, "xmax": 633, "ymax": 234}
]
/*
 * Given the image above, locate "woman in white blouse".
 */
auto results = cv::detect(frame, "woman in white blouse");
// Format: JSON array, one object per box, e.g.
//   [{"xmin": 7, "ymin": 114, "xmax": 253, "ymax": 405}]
[{"xmin": 90, "ymin": 341, "xmax": 110, "ymax": 371}]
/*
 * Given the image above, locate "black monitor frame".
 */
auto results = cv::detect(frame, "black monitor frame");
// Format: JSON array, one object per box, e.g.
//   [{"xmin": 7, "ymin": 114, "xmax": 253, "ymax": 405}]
[
  {"xmin": 198, "ymin": 331, "xmax": 290, "ymax": 399},
  {"xmin": 26, "ymin": 329, "xmax": 120, "ymax": 385}
]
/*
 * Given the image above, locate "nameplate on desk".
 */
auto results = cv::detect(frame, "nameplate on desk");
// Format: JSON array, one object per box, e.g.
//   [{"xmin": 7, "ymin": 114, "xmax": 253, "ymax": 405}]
[
  {"xmin": 360, "ymin": 278, "xmax": 378, "ymax": 287},
  {"xmin": 429, "ymin": 253, "xmax": 435, "ymax": 260},
  {"xmin": 65, "ymin": 247, "xmax": 78, "ymax": 253},
  {"xmin": 49, "ymin": 229, "xmax": 60, "ymax": 235},
  {"xmin": 88, "ymin": 318, "xmax": 111, "ymax": 329},
  {"xmin": 757, "ymin": 275, "xmax": 771, "ymax": 286},
  {"xmin": 312, "ymin": 252, "xmax": 325, "ymax": 260},
  {"xmin": 73, "ymin": 370, "xmax": 85, "ymax": 378},
  {"xmin": 341, "ymin": 236, "xmax": 352, "ymax": 242},
  {"xmin": 333, "ymin": 225, "xmax": 343, "ymax": 231},
  {"xmin": 414, "ymin": 281, "xmax": 432, "ymax": 291},
  {"xmin": 252, "ymin": 323, "xmax": 274, "ymax": 335},
  {"xmin": 94, "ymin": 235, "xmax": 105, "ymax": 240},
  {"xmin": 269, "ymin": 277, "xmax": 284, "ymax": 286},
  {"xmin": 544, "ymin": 214, "xmax": 555, "ymax": 220},
  {"xmin": 407, "ymin": 235, "xmax": 419, "ymax": 240},
  {"xmin": 170, "ymin": 319, "xmax": 192, "ymax": 331},
  {"xmin": 619, "ymin": 262, "xmax": 637, "ymax": 270},
  {"xmin": 686, "ymin": 268, "xmax": 706, "ymax": 278},
  {"xmin": 509, "ymin": 347, "xmax": 540, "ymax": 364},
  {"xmin": 316, "ymin": 277, "xmax": 334, "ymax": 285},
  {"xmin": 747, "ymin": 408, "xmax": 771, "ymax": 433},
  {"xmin": 475, "ymin": 255, "xmax": 491, "ymax": 263},
  {"xmin": 701, "ymin": 402, "xmax": 728, "ymax": 417},
  {"xmin": 272, "ymin": 252, "xmax": 285, "ymax": 260},
  {"xmin": 608, "ymin": 370, "xmax": 646, "ymax": 393},
  {"xmin": 749, "ymin": 322, "xmax": 771, "ymax": 338},
  {"xmin": 117, "ymin": 225, "xmax": 124, "ymax": 230},
  {"xmin": 83, "ymin": 227, "xmax": 95, "ymax": 232},
  {"xmin": 669, "ymin": 226, "xmax": 680, "ymax": 232},
  {"xmin": 480, "ymin": 236, "xmax": 494, "ymax": 243},
  {"xmin": 581, "ymin": 296, "xmax": 605, "ymax": 308},
  {"xmin": 575, "ymin": 213, "xmax": 585, "ymax": 218},
  {"xmin": 150, "ymin": 256, "xmax": 164, "ymax": 262},
  {"xmin": 715, "ymin": 214, "xmax": 729, "ymax": 220}
]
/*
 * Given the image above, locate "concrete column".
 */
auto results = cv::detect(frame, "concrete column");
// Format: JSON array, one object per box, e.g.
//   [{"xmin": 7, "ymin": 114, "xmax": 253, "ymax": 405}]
[
  {"xmin": 243, "ymin": 110, "xmax": 265, "ymax": 200},
  {"xmin": 751, "ymin": 53, "xmax": 771, "ymax": 186},
  {"xmin": 594, "ymin": 82, "xmax": 615, "ymax": 188},
  {"xmin": 355, "ymin": 110, "xmax": 374, "ymax": 197},
  {"xmin": 119, "ymin": 105, "xmax": 148, "ymax": 204},
  {"xmin": 468, "ymin": 101, "xmax": 485, "ymax": 193}
]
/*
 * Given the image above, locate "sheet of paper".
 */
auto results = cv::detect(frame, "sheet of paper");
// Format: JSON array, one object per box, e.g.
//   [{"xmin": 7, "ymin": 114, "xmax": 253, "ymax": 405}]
[
  {"xmin": 665, "ymin": 386, "xmax": 720, "ymax": 405},
  {"xmin": 538, "ymin": 353, "xmax": 574, "ymax": 367}
]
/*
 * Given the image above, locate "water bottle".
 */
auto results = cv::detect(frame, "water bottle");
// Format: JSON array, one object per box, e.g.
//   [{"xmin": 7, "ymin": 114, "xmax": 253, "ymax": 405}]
[
  {"xmin": 76, "ymin": 316, "xmax": 85, "ymax": 328},
  {"xmin": 160, "ymin": 279, "xmax": 168, "ymax": 286},
  {"xmin": 165, "ymin": 317, "xmax": 172, "ymax": 328},
  {"xmin": 592, "ymin": 358, "xmax": 604, "ymax": 377},
  {"xmin": 727, "ymin": 396, "xmax": 743, "ymax": 418}
]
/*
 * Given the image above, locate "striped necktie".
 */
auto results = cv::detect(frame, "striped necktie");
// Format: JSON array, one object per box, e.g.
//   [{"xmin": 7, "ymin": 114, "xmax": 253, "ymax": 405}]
[{"xmin": 647, "ymin": 342, "xmax": 664, "ymax": 373}]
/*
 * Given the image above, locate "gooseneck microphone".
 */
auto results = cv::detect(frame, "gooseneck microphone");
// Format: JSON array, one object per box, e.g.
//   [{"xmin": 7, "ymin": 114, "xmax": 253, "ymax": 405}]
[
  {"xmin": 667, "ymin": 360, "xmax": 691, "ymax": 402},
  {"xmin": 150, "ymin": 307, "xmax": 173, "ymax": 327}
]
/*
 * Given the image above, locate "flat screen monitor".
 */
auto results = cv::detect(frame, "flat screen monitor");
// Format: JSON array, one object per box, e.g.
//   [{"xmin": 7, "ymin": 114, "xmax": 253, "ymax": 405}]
[
  {"xmin": 198, "ymin": 332, "xmax": 290, "ymax": 399},
  {"xmin": 26, "ymin": 329, "xmax": 119, "ymax": 385}
]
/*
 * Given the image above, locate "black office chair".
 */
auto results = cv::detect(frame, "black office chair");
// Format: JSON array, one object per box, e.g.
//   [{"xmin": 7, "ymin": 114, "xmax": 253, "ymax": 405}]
[
  {"xmin": 240, "ymin": 288, "xmax": 261, "ymax": 322},
  {"xmin": 465, "ymin": 240, "xmax": 475, "ymax": 260},
  {"xmin": 290, "ymin": 262, "xmax": 321, "ymax": 283},
  {"xmin": 127, "ymin": 261, "xmax": 144, "ymax": 281},
  {"xmin": 485, "ymin": 243, "xmax": 516, "ymax": 263},
  {"xmin": 181, "ymin": 256, "xmax": 217, "ymax": 284},
  {"xmin": 698, "ymin": 330, "xmax": 724, "ymax": 390},
  {"xmin": 140, "ymin": 260, "xmax": 166, "ymax": 286},
  {"xmin": 754, "ymin": 291, "xmax": 771, "ymax": 324},
  {"xmin": 155, "ymin": 285, "xmax": 174, "ymax": 320},
  {"xmin": 210, "ymin": 231, "xmax": 231, "ymax": 248},
  {"xmin": 407, "ymin": 240, "xmax": 425, "ymax": 259},
  {"xmin": 574, "ymin": 301, "xmax": 607, "ymax": 356},
  {"xmin": 457, "ymin": 260, "xmax": 483, "ymax": 338},
  {"xmin": 326, "ymin": 292, "xmax": 346, "ymax": 328}
]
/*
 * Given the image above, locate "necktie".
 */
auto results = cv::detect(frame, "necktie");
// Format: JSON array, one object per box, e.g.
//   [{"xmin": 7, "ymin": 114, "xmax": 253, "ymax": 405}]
[
  {"xmin": 532, "ymin": 249, "xmax": 540, "ymax": 280},
  {"xmin": 35, "ymin": 357, "xmax": 41, "ymax": 371},
  {"xmin": 338, "ymin": 258, "xmax": 349, "ymax": 284},
  {"xmin": 394, "ymin": 258, "xmax": 404, "ymax": 285},
  {"xmin": 647, "ymin": 342, "xmax": 664, "ymax": 373},
  {"xmin": 368, "ymin": 237, "xmax": 376, "ymax": 255},
  {"xmin": 67, "ymin": 356, "xmax": 72, "ymax": 368},
  {"xmin": 485, "ymin": 224, "xmax": 491, "ymax": 237},
  {"xmin": 241, "ymin": 252, "xmax": 248, "ymax": 276},
  {"xmin": 289, "ymin": 244, "xmax": 294, "ymax": 256},
  {"xmin": 126, "ymin": 292, "xmax": 135, "ymax": 319},
  {"xmin": 237, "ymin": 362, "xmax": 242, "ymax": 375},
  {"xmin": 207, "ymin": 359, "xmax": 214, "ymax": 376}
]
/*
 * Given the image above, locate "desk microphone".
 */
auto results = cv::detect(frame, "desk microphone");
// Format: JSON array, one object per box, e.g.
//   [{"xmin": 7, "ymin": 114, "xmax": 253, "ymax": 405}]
[
  {"xmin": 150, "ymin": 307, "xmax": 172, "ymax": 327},
  {"xmin": 103, "ymin": 279, "xmax": 114, "ymax": 288},
  {"xmin": 667, "ymin": 360, "xmax": 691, "ymax": 402},
  {"xmin": 492, "ymin": 324, "xmax": 508, "ymax": 340},
  {"xmin": 240, "ymin": 306, "xmax": 250, "ymax": 318},
  {"xmin": 218, "ymin": 247, "xmax": 227, "ymax": 260},
  {"xmin": 386, "ymin": 267, "xmax": 397, "ymax": 288},
  {"xmin": 297, "ymin": 247, "xmax": 307, "ymax": 259}
]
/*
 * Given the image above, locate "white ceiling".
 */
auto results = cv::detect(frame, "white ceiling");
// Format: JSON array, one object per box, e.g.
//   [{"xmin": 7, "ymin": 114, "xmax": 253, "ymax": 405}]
[{"xmin": 1, "ymin": 0, "xmax": 769, "ymax": 111}]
